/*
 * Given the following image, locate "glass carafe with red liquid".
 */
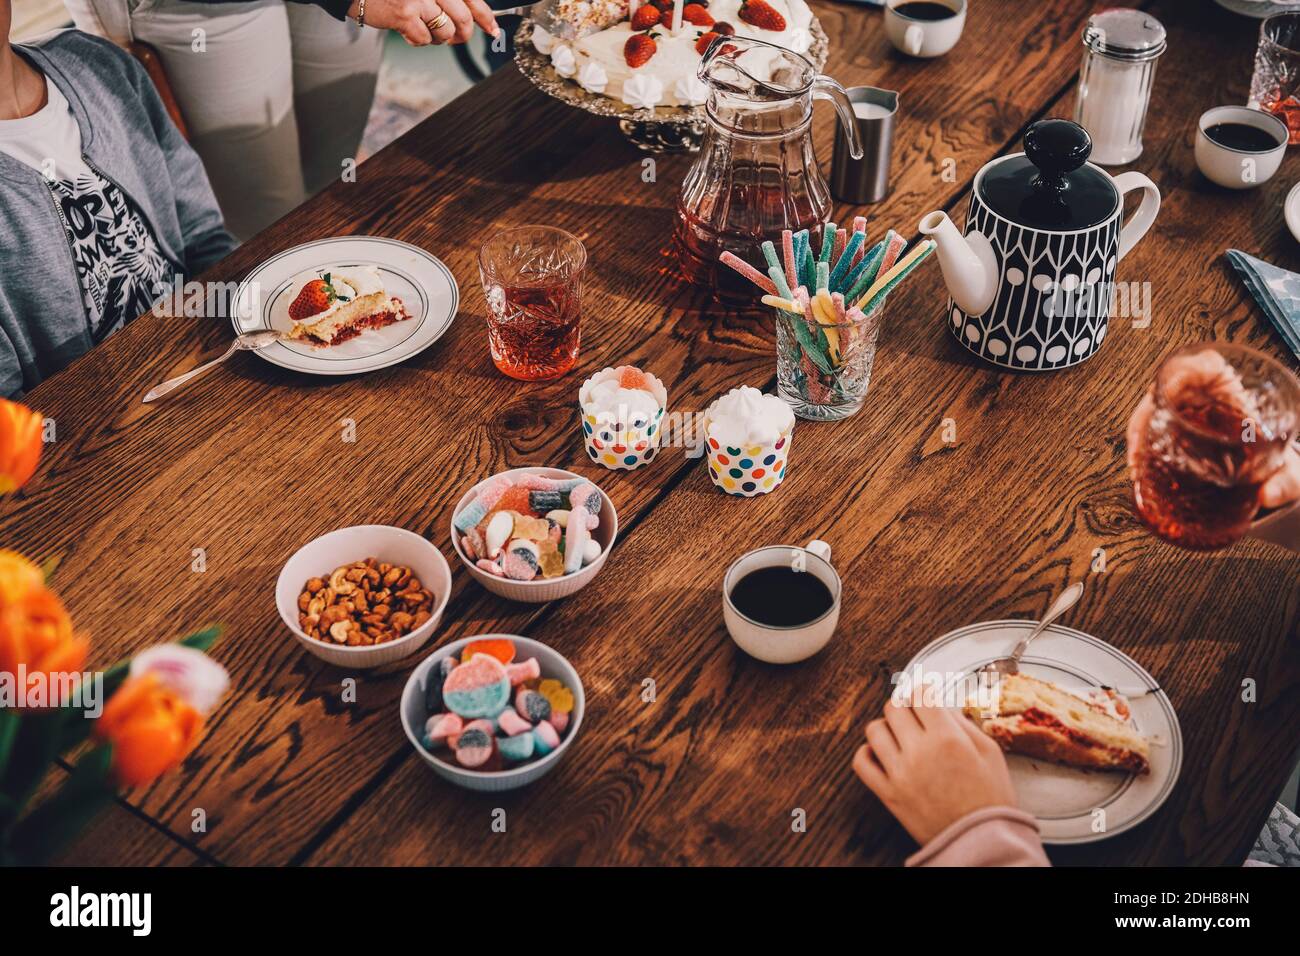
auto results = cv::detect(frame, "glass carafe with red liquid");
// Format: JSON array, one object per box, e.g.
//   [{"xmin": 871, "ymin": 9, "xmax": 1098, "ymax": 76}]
[{"xmin": 674, "ymin": 36, "xmax": 863, "ymax": 301}]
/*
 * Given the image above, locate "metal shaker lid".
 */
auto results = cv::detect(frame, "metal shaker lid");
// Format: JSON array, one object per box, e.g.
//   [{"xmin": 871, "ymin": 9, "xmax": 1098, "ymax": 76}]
[{"xmin": 1082, "ymin": 8, "xmax": 1167, "ymax": 63}]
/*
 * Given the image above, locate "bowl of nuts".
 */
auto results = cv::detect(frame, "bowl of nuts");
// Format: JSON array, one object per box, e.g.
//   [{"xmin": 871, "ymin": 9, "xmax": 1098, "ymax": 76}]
[{"xmin": 277, "ymin": 525, "xmax": 452, "ymax": 669}]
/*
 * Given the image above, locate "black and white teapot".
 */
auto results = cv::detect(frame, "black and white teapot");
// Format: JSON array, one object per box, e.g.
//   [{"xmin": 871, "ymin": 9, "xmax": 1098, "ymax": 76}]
[{"xmin": 919, "ymin": 119, "xmax": 1160, "ymax": 371}]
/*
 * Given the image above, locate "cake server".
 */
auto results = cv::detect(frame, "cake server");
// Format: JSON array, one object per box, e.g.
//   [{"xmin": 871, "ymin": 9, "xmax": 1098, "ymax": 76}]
[
  {"xmin": 143, "ymin": 329, "xmax": 286, "ymax": 403},
  {"xmin": 496, "ymin": 0, "xmax": 616, "ymax": 39}
]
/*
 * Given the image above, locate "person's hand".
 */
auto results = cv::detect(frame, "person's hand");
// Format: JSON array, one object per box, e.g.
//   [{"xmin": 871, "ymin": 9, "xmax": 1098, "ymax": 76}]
[
  {"xmin": 348, "ymin": 0, "xmax": 499, "ymax": 46},
  {"xmin": 852, "ymin": 700, "xmax": 1017, "ymax": 846}
]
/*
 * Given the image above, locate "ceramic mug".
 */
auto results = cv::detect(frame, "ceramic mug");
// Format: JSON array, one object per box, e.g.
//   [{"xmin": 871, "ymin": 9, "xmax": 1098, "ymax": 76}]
[
  {"xmin": 1195, "ymin": 106, "xmax": 1288, "ymax": 190},
  {"xmin": 884, "ymin": 0, "xmax": 966, "ymax": 59},
  {"xmin": 722, "ymin": 539, "xmax": 841, "ymax": 664}
]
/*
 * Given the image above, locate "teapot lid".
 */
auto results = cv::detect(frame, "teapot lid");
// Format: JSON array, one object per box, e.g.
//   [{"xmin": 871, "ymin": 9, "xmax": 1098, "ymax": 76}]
[{"xmin": 975, "ymin": 120, "xmax": 1118, "ymax": 231}]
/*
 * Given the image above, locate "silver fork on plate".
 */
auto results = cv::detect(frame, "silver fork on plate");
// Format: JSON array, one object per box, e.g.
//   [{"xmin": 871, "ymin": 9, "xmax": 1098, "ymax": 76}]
[{"xmin": 142, "ymin": 329, "xmax": 285, "ymax": 403}]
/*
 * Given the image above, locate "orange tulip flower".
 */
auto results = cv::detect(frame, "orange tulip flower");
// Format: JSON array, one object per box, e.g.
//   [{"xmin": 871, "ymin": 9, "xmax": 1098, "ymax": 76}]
[
  {"xmin": 0, "ymin": 399, "xmax": 43, "ymax": 494},
  {"xmin": 95, "ymin": 673, "xmax": 205, "ymax": 788},
  {"xmin": 0, "ymin": 549, "xmax": 88, "ymax": 685}
]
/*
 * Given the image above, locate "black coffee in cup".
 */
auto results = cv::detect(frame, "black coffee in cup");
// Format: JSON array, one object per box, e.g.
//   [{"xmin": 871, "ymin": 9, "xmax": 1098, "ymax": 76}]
[
  {"xmin": 893, "ymin": 2, "xmax": 958, "ymax": 20},
  {"xmin": 1203, "ymin": 122, "xmax": 1283, "ymax": 152},
  {"xmin": 729, "ymin": 566, "xmax": 834, "ymax": 628}
]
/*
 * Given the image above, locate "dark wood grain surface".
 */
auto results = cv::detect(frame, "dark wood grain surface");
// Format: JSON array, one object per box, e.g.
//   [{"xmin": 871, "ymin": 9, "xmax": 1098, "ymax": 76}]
[{"xmin": 5, "ymin": 0, "xmax": 1298, "ymax": 865}]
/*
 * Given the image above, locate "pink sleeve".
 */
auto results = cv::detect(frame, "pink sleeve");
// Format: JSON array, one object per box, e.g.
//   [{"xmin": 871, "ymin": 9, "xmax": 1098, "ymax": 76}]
[{"xmin": 905, "ymin": 806, "xmax": 1050, "ymax": 867}]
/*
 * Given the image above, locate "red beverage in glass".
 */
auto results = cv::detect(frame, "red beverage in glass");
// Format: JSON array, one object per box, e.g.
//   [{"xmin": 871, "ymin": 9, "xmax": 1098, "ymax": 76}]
[
  {"xmin": 487, "ymin": 280, "xmax": 581, "ymax": 380},
  {"xmin": 1132, "ymin": 343, "xmax": 1300, "ymax": 551},
  {"xmin": 479, "ymin": 226, "xmax": 586, "ymax": 381}
]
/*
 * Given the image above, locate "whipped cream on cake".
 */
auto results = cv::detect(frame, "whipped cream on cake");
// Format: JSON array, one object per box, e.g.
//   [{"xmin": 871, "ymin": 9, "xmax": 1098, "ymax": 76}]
[
  {"xmin": 284, "ymin": 266, "xmax": 410, "ymax": 347},
  {"xmin": 534, "ymin": 0, "xmax": 814, "ymax": 109}
]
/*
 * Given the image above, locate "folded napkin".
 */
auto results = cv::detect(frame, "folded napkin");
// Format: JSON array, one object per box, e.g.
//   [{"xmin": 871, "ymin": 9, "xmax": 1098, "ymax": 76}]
[{"xmin": 1226, "ymin": 249, "xmax": 1300, "ymax": 364}]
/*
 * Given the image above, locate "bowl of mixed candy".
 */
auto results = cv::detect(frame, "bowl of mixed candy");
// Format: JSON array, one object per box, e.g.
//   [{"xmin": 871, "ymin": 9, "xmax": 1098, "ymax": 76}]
[
  {"xmin": 401, "ymin": 634, "xmax": 584, "ymax": 791},
  {"xmin": 449, "ymin": 466, "xmax": 618, "ymax": 603}
]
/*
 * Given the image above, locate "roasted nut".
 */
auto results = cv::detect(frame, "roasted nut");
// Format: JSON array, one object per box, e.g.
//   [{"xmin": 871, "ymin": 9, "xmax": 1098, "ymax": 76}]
[{"xmin": 299, "ymin": 558, "xmax": 435, "ymax": 648}]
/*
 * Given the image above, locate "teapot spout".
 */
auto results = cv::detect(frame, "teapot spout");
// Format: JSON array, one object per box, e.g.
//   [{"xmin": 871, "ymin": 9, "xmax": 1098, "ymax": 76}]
[{"xmin": 918, "ymin": 211, "xmax": 998, "ymax": 317}]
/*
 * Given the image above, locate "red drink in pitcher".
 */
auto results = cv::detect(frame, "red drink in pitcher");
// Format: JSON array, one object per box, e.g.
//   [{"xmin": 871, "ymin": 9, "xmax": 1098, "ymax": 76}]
[
  {"xmin": 1131, "ymin": 343, "xmax": 1300, "ymax": 550},
  {"xmin": 674, "ymin": 180, "xmax": 825, "ymax": 303}
]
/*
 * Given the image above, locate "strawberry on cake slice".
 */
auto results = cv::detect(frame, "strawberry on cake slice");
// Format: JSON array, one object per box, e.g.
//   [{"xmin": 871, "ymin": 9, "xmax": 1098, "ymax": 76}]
[{"xmin": 285, "ymin": 267, "xmax": 410, "ymax": 347}]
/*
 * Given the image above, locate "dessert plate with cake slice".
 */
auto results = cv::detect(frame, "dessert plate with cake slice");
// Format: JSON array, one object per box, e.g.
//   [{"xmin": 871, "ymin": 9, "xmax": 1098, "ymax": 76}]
[
  {"xmin": 902, "ymin": 620, "xmax": 1182, "ymax": 844},
  {"xmin": 231, "ymin": 237, "xmax": 458, "ymax": 376}
]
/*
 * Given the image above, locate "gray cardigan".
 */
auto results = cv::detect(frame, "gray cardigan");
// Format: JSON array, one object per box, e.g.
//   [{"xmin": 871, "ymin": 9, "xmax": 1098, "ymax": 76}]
[{"xmin": 0, "ymin": 30, "xmax": 236, "ymax": 397}]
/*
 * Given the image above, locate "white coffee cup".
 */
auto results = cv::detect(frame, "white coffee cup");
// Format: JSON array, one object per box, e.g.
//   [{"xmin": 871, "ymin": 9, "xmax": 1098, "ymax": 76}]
[
  {"xmin": 884, "ymin": 0, "xmax": 966, "ymax": 59},
  {"xmin": 722, "ymin": 539, "xmax": 841, "ymax": 664},
  {"xmin": 1194, "ymin": 106, "xmax": 1288, "ymax": 191}
]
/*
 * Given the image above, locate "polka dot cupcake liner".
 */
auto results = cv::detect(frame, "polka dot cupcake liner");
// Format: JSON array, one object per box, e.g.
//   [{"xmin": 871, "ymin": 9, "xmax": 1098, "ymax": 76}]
[
  {"xmin": 578, "ymin": 366, "xmax": 669, "ymax": 471},
  {"xmin": 705, "ymin": 430, "xmax": 793, "ymax": 497}
]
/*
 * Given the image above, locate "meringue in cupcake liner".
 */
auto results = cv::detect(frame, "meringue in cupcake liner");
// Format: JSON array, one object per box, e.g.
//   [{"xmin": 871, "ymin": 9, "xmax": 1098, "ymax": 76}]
[{"xmin": 578, "ymin": 365, "xmax": 668, "ymax": 470}]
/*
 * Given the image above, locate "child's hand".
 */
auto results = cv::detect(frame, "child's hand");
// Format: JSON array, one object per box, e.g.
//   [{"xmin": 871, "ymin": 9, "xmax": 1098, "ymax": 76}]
[{"xmin": 852, "ymin": 700, "xmax": 1017, "ymax": 846}]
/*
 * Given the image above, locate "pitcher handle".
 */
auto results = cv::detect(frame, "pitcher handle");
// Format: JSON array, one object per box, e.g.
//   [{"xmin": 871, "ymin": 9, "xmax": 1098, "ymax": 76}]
[
  {"xmin": 1113, "ymin": 171, "xmax": 1160, "ymax": 262},
  {"xmin": 813, "ymin": 75, "xmax": 864, "ymax": 161}
]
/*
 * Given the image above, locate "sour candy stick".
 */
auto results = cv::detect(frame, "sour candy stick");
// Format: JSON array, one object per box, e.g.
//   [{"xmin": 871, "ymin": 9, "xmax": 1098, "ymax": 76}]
[
  {"xmin": 828, "ymin": 230, "xmax": 865, "ymax": 291},
  {"xmin": 720, "ymin": 251, "xmax": 778, "ymax": 294},
  {"xmin": 761, "ymin": 239, "xmax": 782, "ymax": 274},
  {"xmin": 877, "ymin": 230, "xmax": 908, "ymax": 278},
  {"xmin": 855, "ymin": 240, "xmax": 936, "ymax": 313},
  {"xmin": 832, "ymin": 227, "xmax": 847, "ymax": 265},
  {"xmin": 768, "ymin": 265, "xmax": 793, "ymax": 301},
  {"xmin": 853, "ymin": 215, "xmax": 868, "ymax": 233},
  {"xmin": 818, "ymin": 223, "xmax": 836, "ymax": 263},
  {"xmin": 816, "ymin": 260, "xmax": 830, "ymax": 292},
  {"xmin": 781, "ymin": 229, "xmax": 797, "ymax": 290},
  {"xmin": 761, "ymin": 294, "xmax": 801, "ymax": 313},
  {"xmin": 841, "ymin": 241, "xmax": 888, "ymax": 304}
]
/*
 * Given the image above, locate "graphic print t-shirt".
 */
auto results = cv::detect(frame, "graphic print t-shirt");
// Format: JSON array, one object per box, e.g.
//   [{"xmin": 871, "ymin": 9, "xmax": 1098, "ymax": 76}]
[{"xmin": 0, "ymin": 78, "xmax": 172, "ymax": 342}]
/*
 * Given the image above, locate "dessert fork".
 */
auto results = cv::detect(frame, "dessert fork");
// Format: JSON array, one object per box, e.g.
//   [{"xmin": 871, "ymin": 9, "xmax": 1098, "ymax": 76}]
[
  {"xmin": 142, "ymin": 329, "xmax": 285, "ymax": 403},
  {"xmin": 979, "ymin": 580, "xmax": 1085, "ymax": 678}
]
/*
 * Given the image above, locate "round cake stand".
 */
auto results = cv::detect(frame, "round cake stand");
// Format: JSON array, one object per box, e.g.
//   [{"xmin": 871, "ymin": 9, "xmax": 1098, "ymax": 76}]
[{"xmin": 514, "ymin": 18, "xmax": 829, "ymax": 154}]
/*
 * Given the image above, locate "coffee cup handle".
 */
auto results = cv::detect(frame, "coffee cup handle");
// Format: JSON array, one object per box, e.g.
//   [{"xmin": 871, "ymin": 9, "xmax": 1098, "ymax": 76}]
[
  {"xmin": 805, "ymin": 539, "xmax": 832, "ymax": 564},
  {"xmin": 1114, "ymin": 171, "xmax": 1161, "ymax": 262},
  {"xmin": 905, "ymin": 24, "xmax": 924, "ymax": 55}
]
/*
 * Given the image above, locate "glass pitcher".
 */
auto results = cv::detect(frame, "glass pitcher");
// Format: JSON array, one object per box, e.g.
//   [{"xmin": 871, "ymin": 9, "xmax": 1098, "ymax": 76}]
[{"xmin": 674, "ymin": 36, "xmax": 863, "ymax": 302}]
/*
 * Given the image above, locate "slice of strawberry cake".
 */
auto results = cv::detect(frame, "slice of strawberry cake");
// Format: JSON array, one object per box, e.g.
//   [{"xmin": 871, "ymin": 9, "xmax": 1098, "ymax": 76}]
[
  {"xmin": 284, "ymin": 267, "xmax": 410, "ymax": 347},
  {"xmin": 532, "ymin": 0, "xmax": 815, "ymax": 110}
]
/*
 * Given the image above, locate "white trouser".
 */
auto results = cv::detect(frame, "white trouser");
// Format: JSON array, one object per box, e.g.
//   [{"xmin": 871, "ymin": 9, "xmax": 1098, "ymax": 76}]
[{"xmin": 68, "ymin": 0, "xmax": 384, "ymax": 240}]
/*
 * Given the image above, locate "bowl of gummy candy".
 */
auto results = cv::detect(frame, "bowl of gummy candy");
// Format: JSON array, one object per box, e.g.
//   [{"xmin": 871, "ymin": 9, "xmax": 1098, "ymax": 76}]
[
  {"xmin": 450, "ymin": 466, "xmax": 618, "ymax": 603},
  {"xmin": 401, "ymin": 634, "xmax": 584, "ymax": 791}
]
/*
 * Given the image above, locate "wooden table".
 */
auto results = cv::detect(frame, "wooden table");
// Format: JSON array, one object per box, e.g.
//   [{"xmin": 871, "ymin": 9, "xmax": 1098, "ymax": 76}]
[{"xmin": 8, "ymin": 0, "xmax": 1300, "ymax": 867}]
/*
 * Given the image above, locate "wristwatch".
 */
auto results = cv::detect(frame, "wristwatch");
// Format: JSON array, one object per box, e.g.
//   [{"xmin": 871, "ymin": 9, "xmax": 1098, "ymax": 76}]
[{"xmin": 355, "ymin": 0, "xmax": 367, "ymax": 26}]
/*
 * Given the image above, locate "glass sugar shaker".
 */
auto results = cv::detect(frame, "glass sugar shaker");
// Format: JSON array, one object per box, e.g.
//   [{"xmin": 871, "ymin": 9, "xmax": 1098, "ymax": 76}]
[{"xmin": 1073, "ymin": 9, "xmax": 1167, "ymax": 166}]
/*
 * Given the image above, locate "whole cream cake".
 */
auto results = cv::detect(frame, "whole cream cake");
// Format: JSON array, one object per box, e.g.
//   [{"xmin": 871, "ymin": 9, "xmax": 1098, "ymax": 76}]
[{"xmin": 532, "ymin": 0, "xmax": 815, "ymax": 110}]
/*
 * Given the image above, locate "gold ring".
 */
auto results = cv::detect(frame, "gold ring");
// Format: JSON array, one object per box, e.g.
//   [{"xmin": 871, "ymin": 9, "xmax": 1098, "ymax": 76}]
[{"xmin": 425, "ymin": 11, "xmax": 451, "ymax": 32}]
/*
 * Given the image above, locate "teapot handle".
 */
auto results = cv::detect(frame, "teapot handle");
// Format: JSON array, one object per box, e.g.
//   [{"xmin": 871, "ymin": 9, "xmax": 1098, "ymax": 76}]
[
  {"xmin": 813, "ymin": 75, "xmax": 864, "ymax": 161},
  {"xmin": 1113, "ymin": 171, "xmax": 1160, "ymax": 262}
]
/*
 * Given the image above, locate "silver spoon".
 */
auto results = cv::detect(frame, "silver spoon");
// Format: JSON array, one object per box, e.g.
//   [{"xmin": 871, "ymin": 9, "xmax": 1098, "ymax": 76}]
[
  {"xmin": 142, "ymin": 329, "xmax": 284, "ymax": 403},
  {"xmin": 980, "ymin": 580, "xmax": 1085, "ymax": 677}
]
